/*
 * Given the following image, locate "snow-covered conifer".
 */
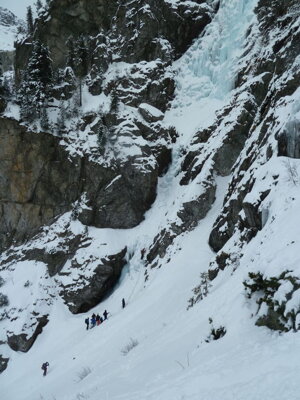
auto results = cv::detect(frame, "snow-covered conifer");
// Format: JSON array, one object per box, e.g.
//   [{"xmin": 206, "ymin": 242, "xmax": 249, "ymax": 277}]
[
  {"xmin": 40, "ymin": 106, "xmax": 50, "ymax": 131},
  {"xmin": 26, "ymin": 6, "xmax": 34, "ymax": 35},
  {"xmin": 56, "ymin": 100, "xmax": 66, "ymax": 135},
  {"xmin": 35, "ymin": 0, "xmax": 43, "ymax": 12},
  {"xmin": 66, "ymin": 37, "xmax": 76, "ymax": 71},
  {"xmin": 18, "ymin": 40, "xmax": 53, "ymax": 121}
]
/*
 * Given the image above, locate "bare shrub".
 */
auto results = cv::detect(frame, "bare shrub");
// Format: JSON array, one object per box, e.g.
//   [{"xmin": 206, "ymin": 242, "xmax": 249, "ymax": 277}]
[
  {"xmin": 76, "ymin": 366, "xmax": 92, "ymax": 381},
  {"xmin": 121, "ymin": 337, "xmax": 139, "ymax": 355},
  {"xmin": 187, "ymin": 272, "xmax": 212, "ymax": 309},
  {"xmin": 285, "ymin": 159, "xmax": 299, "ymax": 185}
]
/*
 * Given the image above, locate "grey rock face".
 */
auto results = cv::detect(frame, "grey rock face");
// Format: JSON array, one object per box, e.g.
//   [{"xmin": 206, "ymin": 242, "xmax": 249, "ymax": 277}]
[
  {"xmin": 147, "ymin": 177, "xmax": 216, "ymax": 267},
  {"xmin": 0, "ymin": 6, "xmax": 20, "ymax": 28},
  {"xmin": 7, "ymin": 314, "xmax": 48, "ymax": 352},
  {"xmin": 208, "ymin": 0, "xmax": 300, "ymax": 277},
  {"xmin": 14, "ymin": 0, "xmax": 214, "ymax": 72},
  {"xmin": 0, "ymin": 117, "xmax": 79, "ymax": 250},
  {"xmin": 0, "ymin": 50, "xmax": 14, "ymax": 72},
  {"xmin": 0, "ymin": 355, "xmax": 9, "ymax": 373},
  {"xmin": 278, "ymin": 120, "xmax": 300, "ymax": 159},
  {"xmin": 24, "ymin": 233, "xmax": 88, "ymax": 277},
  {"xmin": 0, "ymin": 117, "xmax": 159, "ymax": 251},
  {"xmin": 59, "ymin": 247, "xmax": 127, "ymax": 313},
  {"xmin": 138, "ymin": 103, "xmax": 164, "ymax": 124}
]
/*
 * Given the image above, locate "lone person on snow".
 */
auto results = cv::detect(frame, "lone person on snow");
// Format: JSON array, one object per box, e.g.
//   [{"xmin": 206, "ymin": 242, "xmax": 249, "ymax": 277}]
[
  {"xmin": 41, "ymin": 362, "xmax": 49, "ymax": 376},
  {"xmin": 85, "ymin": 317, "xmax": 89, "ymax": 330},
  {"xmin": 103, "ymin": 310, "xmax": 108, "ymax": 320},
  {"xmin": 122, "ymin": 298, "xmax": 126, "ymax": 309}
]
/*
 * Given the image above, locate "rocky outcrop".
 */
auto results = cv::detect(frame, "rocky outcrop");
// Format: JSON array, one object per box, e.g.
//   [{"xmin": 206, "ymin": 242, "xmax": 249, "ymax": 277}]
[
  {"xmin": 0, "ymin": 355, "xmax": 8, "ymax": 373},
  {"xmin": 0, "ymin": 50, "xmax": 14, "ymax": 72},
  {"xmin": 138, "ymin": 103, "xmax": 164, "ymax": 123},
  {"xmin": 207, "ymin": 0, "xmax": 300, "ymax": 277},
  {"xmin": 147, "ymin": 177, "xmax": 216, "ymax": 267},
  {"xmin": 244, "ymin": 271, "xmax": 300, "ymax": 332},
  {"xmin": 7, "ymin": 314, "xmax": 48, "ymax": 352},
  {"xmin": 0, "ymin": 117, "xmax": 159, "ymax": 251},
  {"xmin": 59, "ymin": 247, "xmax": 127, "ymax": 313},
  {"xmin": 14, "ymin": 0, "xmax": 214, "ymax": 73}
]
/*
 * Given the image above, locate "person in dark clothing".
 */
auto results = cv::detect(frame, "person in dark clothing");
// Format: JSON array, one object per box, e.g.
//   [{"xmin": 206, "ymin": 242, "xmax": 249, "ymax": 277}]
[
  {"xmin": 85, "ymin": 317, "xmax": 89, "ymax": 330},
  {"xmin": 103, "ymin": 310, "xmax": 108, "ymax": 320},
  {"xmin": 96, "ymin": 314, "xmax": 101, "ymax": 326},
  {"xmin": 92, "ymin": 313, "xmax": 96, "ymax": 320},
  {"xmin": 100, "ymin": 316, "xmax": 103, "ymax": 323},
  {"xmin": 122, "ymin": 298, "xmax": 126, "ymax": 309},
  {"xmin": 41, "ymin": 362, "xmax": 49, "ymax": 376},
  {"xmin": 141, "ymin": 248, "xmax": 146, "ymax": 259},
  {"xmin": 91, "ymin": 316, "xmax": 96, "ymax": 328}
]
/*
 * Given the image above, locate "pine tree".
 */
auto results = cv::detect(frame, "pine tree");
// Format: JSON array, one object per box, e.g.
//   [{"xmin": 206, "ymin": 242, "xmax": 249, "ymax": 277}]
[
  {"xmin": 19, "ymin": 70, "xmax": 35, "ymax": 121},
  {"xmin": 66, "ymin": 37, "xmax": 76, "ymax": 71},
  {"xmin": 110, "ymin": 88, "xmax": 119, "ymax": 113},
  {"xmin": 17, "ymin": 24, "xmax": 26, "ymax": 35},
  {"xmin": 56, "ymin": 100, "xmax": 66, "ymax": 135},
  {"xmin": 26, "ymin": 6, "xmax": 34, "ymax": 35},
  {"xmin": 75, "ymin": 35, "xmax": 89, "ymax": 107},
  {"xmin": 75, "ymin": 35, "xmax": 89, "ymax": 78},
  {"xmin": 18, "ymin": 40, "xmax": 53, "ymax": 121},
  {"xmin": 97, "ymin": 124, "xmax": 107, "ymax": 153},
  {"xmin": 40, "ymin": 106, "xmax": 50, "ymax": 131},
  {"xmin": 35, "ymin": 0, "xmax": 43, "ymax": 12},
  {"xmin": 72, "ymin": 89, "xmax": 80, "ymax": 117}
]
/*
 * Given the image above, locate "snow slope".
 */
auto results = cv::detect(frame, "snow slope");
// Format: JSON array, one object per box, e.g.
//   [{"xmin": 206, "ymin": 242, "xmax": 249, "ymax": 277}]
[
  {"xmin": 2, "ymin": 174, "xmax": 300, "ymax": 400},
  {"xmin": 0, "ymin": 7, "xmax": 23, "ymax": 51},
  {"xmin": 1, "ymin": 0, "xmax": 300, "ymax": 399}
]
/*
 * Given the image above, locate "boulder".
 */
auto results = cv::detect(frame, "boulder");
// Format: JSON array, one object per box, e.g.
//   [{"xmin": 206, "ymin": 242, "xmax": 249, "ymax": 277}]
[
  {"xmin": 7, "ymin": 314, "xmax": 48, "ymax": 352},
  {"xmin": 138, "ymin": 103, "xmax": 164, "ymax": 123},
  {"xmin": 0, "ymin": 355, "xmax": 9, "ymax": 374},
  {"xmin": 59, "ymin": 248, "xmax": 127, "ymax": 313}
]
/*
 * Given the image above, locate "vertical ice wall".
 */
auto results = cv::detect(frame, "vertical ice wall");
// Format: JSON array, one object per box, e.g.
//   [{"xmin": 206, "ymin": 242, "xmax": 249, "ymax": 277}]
[{"xmin": 166, "ymin": 0, "xmax": 258, "ymax": 136}]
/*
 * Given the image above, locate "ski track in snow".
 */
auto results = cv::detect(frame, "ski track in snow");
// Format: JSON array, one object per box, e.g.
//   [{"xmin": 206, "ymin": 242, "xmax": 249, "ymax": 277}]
[{"xmin": 2, "ymin": 0, "xmax": 300, "ymax": 399}]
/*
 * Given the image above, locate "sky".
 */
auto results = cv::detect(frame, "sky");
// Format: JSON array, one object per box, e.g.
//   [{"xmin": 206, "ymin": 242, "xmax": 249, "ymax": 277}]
[{"xmin": 0, "ymin": 0, "xmax": 34, "ymax": 19}]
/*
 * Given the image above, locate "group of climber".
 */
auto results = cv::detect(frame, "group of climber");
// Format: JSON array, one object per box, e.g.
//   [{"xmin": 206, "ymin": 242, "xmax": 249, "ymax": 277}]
[
  {"xmin": 85, "ymin": 298, "xmax": 126, "ymax": 330},
  {"xmin": 85, "ymin": 310, "xmax": 108, "ymax": 330}
]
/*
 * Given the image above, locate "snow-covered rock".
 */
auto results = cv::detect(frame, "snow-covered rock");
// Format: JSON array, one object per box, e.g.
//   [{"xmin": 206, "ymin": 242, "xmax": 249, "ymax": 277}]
[
  {"xmin": 0, "ymin": 7, "xmax": 23, "ymax": 52},
  {"xmin": 138, "ymin": 103, "xmax": 164, "ymax": 123}
]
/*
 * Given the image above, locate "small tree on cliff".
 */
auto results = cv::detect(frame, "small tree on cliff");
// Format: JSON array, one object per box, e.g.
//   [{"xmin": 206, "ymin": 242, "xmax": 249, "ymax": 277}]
[
  {"xmin": 66, "ymin": 37, "xmax": 76, "ymax": 71},
  {"xmin": 26, "ymin": 6, "xmax": 34, "ymax": 35},
  {"xmin": 75, "ymin": 35, "xmax": 89, "ymax": 107},
  {"xmin": 18, "ymin": 40, "xmax": 53, "ymax": 121},
  {"xmin": 40, "ymin": 105, "xmax": 50, "ymax": 131},
  {"xmin": 35, "ymin": 0, "xmax": 43, "ymax": 12},
  {"xmin": 66, "ymin": 35, "xmax": 89, "ymax": 107}
]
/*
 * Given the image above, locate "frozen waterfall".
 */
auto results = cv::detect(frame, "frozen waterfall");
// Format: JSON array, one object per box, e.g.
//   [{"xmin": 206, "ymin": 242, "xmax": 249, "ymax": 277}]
[{"xmin": 166, "ymin": 0, "xmax": 258, "ymax": 136}]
